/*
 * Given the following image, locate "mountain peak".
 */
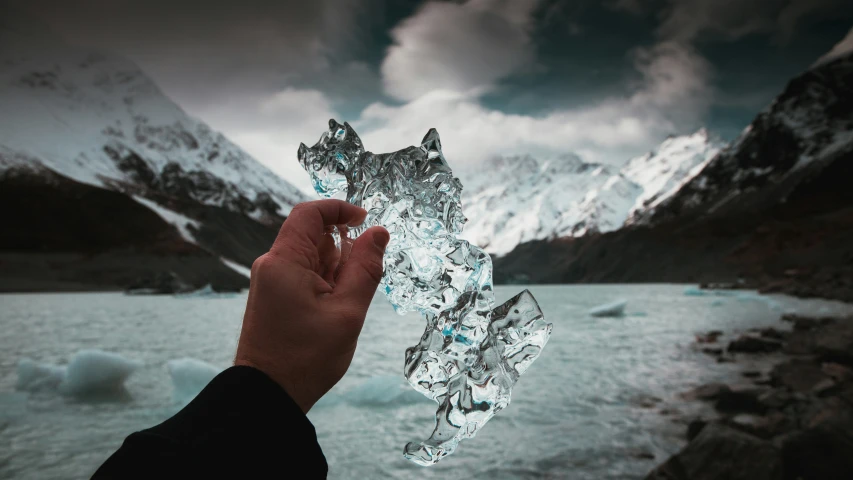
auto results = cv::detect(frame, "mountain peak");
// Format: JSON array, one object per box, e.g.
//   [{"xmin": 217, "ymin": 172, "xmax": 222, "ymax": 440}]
[
  {"xmin": 813, "ymin": 25, "xmax": 853, "ymax": 68},
  {"xmin": 0, "ymin": 26, "xmax": 309, "ymax": 218},
  {"xmin": 458, "ymin": 131, "xmax": 722, "ymax": 255}
]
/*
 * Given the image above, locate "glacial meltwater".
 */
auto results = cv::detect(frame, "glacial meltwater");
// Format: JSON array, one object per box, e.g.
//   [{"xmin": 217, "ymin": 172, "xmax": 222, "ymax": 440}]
[{"xmin": 1, "ymin": 285, "xmax": 851, "ymax": 479}]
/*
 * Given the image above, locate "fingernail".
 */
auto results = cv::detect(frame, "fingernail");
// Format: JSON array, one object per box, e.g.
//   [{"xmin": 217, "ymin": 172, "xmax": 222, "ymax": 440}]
[{"xmin": 373, "ymin": 230, "xmax": 390, "ymax": 249}]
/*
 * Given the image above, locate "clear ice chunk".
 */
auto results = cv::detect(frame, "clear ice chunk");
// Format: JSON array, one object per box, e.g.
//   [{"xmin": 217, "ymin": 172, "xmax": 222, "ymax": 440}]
[{"xmin": 298, "ymin": 120, "xmax": 553, "ymax": 466}]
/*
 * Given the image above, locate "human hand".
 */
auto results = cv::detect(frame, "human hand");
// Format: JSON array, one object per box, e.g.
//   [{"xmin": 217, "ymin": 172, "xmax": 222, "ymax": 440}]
[{"xmin": 235, "ymin": 199, "xmax": 389, "ymax": 413}]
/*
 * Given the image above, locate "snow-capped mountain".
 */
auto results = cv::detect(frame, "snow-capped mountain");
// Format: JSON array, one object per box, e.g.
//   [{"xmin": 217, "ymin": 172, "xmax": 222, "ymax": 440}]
[
  {"xmin": 640, "ymin": 29, "xmax": 853, "ymax": 225},
  {"xmin": 459, "ymin": 129, "xmax": 724, "ymax": 255},
  {"xmin": 0, "ymin": 10, "xmax": 309, "ymax": 291},
  {"xmin": 0, "ymin": 13, "xmax": 308, "ymax": 223},
  {"xmin": 493, "ymin": 28, "xmax": 853, "ymax": 298},
  {"xmin": 621, "ymin": 129, "xmax": 724, "ymax": 223}
]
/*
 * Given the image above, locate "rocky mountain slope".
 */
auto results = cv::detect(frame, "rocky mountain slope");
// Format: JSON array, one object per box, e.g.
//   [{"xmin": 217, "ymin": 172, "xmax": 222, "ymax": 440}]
[
  {"xmin": 460, "ymin": 130, "xmax": 723, "ymax": 255},
  {"xmin": 494, "ymin": 36, "xmax": 853, "ymax": 302},
  {"xmin": 0, "ymin": 12, "xmax": 309, "ymax": 292}
]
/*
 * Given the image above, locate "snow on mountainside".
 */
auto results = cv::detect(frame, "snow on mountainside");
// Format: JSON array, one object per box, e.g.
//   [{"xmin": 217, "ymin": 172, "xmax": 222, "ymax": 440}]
[
  {"xmin": 0, "ymin": 15, "xmax": 308, "ymax": 222},
  {"xmin": 642, "ymin": 46, "xmax": 853, "ymax": 225},
  {"xmin": 459, "ymin": 129, "xmax": 723, "ymax": 255},
  {"xmin": 0, "ymin": 10, "xmax": 310, "ymax": 291},
  {"xmin": 621, "ymin": 129, "xmax": 724, "ymax": 223},
  {"xmin": 493, "ymin": 33, "xmax": 853, "ymax": 299}
]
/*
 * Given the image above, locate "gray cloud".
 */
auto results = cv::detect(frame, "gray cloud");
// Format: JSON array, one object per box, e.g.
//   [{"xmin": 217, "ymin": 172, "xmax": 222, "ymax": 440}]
[
  {"xmin": 654, "ymin": 0, "xmax": 851, "ymax": 43},
  {"xmin": 18, "ymin": 0, "xmax": 364, "ymax": 105},
  {"xmin": 381, "ymin": 0, "xmax": 540, "ymax": 100},
  {"xmin": 5, "ymin": 0, "xmax": 849, "ymax": 193}
]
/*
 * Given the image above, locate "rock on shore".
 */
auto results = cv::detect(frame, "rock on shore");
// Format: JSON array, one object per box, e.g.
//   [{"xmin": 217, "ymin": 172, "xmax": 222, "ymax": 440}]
[{"xmin": 646, "ymin": 314, "xmax": 853, "ymax": 480}]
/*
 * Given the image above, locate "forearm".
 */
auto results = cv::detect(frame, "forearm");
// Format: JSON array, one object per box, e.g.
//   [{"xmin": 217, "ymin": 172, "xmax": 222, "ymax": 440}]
[{"xmin": 93, "ymin": 366, "xmax": 328, "ymax": 479}]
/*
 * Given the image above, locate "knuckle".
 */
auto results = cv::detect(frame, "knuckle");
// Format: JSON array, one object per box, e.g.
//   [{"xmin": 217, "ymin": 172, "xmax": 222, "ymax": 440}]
[
  {"xmin": 251, "ymin": 254, "xmax": 271, "ymax": 276},
  {"xmin": 251, "ymin": 253, "xmax": 286, "ymax": 279}
]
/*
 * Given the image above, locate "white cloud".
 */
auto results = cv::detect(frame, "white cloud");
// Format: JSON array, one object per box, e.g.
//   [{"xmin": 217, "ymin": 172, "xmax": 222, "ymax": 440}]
[
  {"xmin": 380, "ymin": 0, "xmax": 540, "ymax": 101},
  {"xmin": 199, "ymin": 87, "xmax": 339, "ymax": 195},
  {"xmin": 358, "ymin": 41, "xmax": 712, "ymax": 170}
]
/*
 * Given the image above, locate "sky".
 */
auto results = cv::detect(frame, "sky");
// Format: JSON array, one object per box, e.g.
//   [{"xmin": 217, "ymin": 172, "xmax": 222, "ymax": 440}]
[{"xmin": 13, "ymin": 0, "xmax": 853, "ymax": 193}]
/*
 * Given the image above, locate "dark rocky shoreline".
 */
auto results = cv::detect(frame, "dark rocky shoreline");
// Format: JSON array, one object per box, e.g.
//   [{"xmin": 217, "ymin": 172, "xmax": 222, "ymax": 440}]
[{"xmin": 644, "ymin": 312, "xmax": 853, "ymax": 480}]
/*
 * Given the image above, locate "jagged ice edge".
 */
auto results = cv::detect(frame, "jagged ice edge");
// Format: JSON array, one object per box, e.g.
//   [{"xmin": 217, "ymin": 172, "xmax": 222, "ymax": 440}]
[{"xmin": 297, "ymin": 119, "xmax": 553, "ymax": 466}]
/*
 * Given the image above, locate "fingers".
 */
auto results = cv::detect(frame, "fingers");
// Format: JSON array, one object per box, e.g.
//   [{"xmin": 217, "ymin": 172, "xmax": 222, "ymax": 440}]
[
  {"xmin": 318, "ymin": 232, "xmax": 340, "ymax": 285},
  {"xmin": 332, "ymin": 226, "xmax": 390, "ymax": 318},
  {"xmin": 273, "ymin": 200, "xmax": 367, "ymax": 253}
]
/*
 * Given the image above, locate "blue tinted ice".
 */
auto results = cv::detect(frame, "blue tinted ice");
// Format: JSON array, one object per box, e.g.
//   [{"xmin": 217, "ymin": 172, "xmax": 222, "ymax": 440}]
[{"xmin": 298, "ymin": 120, "xmax": 553, "ymax": 465}]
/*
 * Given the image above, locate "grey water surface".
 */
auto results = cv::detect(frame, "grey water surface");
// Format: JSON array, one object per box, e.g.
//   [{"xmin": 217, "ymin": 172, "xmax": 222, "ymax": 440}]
[{"xmin": 1, "ymin": 285, "xmax": 851, "ymax": 479}]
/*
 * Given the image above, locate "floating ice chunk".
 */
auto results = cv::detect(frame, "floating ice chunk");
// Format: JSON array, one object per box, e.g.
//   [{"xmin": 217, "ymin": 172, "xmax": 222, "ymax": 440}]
[
  {"xmin": 734, "ymin": 292, "xmax": 782, "ymax": 310},
  {"xmin": 16, "ymin": 358, "xmax": 66, "ymax": 392},
  {"xmin": 299, "ymin": 120, "xmax": 553, "ymax": 465},
  {"xmin": 60, "ymin": 350, "xmax": 141, "ymax": 396},
  {"xmin": 683, "ymin": 286, "xmax": 738, "ymax": 297},
  {"xmin": 16, "ymin": 350, "xmax": 141, "ymax": 397},
  {"xmin": 168, "ymin": 358, "xmax": 222, "ymax": 404},
  {"xmin": 342, "ymin": 376, "xmax": 429, "ymax": 407},
  {"xmin": 589, "ymin": 300, "xmax": 628, "ymax": 317},
  {"xmin": 314, "ymin": 376, "xmax": 430, "ymax": 409}
]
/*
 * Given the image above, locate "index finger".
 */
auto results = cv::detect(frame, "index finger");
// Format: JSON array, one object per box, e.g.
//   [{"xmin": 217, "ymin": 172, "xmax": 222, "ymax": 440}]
[{"xmin": 273, "ymin": 199, "xmax": 367, "ymax": 250}]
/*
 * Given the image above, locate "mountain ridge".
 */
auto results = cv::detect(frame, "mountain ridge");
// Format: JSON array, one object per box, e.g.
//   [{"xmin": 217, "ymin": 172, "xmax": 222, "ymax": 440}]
[
  {"xmin": 0, "ymin": 16, "xmax": 308, "ymax": 292},
  {"xmin": 459, "ymin": 128, "xmax": 724, "ymax": 255},
  {"xmin": 493, "ymin": 47, "xmax": 853, "ymax": 302}
]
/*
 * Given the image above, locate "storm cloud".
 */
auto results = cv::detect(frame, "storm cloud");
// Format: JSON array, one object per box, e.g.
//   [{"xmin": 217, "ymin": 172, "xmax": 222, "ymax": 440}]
[{"xmin": 7, "ymin": 0, "xmax": 852, "ymax": 192}]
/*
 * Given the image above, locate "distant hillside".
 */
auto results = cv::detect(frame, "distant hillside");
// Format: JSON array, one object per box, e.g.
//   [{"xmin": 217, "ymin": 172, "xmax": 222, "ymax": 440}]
[
  {"xmin": 495, "ymin": 39, "xmax": 853, "ymax": 302},
  {"xmin": 460, "ymin": 130, "xmax": 723, "ymax": 255},
  {"xmin": 0, "ymin": 11, "xmax": 309, "ymax": 292}
]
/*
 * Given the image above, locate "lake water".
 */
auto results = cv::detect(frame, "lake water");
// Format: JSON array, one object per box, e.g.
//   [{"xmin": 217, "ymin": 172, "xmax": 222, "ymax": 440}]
[{"xmin": 1, "ymin": 285, "xmax": 852, "ymax": 479}]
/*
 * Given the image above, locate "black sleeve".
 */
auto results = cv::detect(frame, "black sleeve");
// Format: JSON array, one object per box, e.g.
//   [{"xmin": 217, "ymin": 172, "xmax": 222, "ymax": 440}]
[{"xmin": 93, "ymin": 366, "xmax": 328, "ymax": 479}]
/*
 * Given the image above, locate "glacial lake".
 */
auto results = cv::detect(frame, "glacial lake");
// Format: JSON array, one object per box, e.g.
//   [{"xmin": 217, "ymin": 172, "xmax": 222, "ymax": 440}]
[{"xmin": 1, "ymin": 285, "xmax": 852, "ymax": 479}]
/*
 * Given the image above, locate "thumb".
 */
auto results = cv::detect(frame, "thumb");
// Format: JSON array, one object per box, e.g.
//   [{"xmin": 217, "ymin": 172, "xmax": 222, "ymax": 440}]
[{"xmin": 333, "ymin": 226, "xmax": 389, "ymax": 316}]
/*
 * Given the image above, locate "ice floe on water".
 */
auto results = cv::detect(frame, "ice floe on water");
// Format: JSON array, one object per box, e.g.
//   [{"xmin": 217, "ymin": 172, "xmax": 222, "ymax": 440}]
[
  {"xmin": 16, "ymin": 358, "xmax": 66, "ymax": 393},
  {"xmin": 589, "ymin": 300, "xmax": 628, "ymax": 317},
  {"xmin": 315, "ymin": 375, "xmax": 431, "ymax": 409},
  {"xmin": 63, "ymin": 350, "xmax": 142, "ymax": 396},
  {"xmin": 167, "ymin": 358, "xmax": 222, "ymax": 404},
  {"xmin": 734, "ymin": 292, "xmax": 783, "ymax": 311},
  {"xmin": 683, "ymin": 286, "xmax": 739, "ymax": 297},
  {"xmin": 16, "ymin": 350, "xmax": 141, "ymax": 398}
]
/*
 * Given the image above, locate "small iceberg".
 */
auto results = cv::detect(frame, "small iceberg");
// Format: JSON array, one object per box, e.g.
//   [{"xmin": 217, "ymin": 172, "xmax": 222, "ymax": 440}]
[
  {"xmin": 16, "ymin": 358, "xmax": 66, "ymax": 393},
  {"xmin": 683, "ymin": 286, "xmax": 738, "ymax": 297},
  {"xmin": 343, "ymin": 376, "xmax": 428, "ymax": 407},
  {"xmin": 62, "ymin": 350, "xmax": 141, "ymax": 396},
  {"xmin": 168, "ymin": 358, "xmax": 222, "ymax": 404},
  {"xmin": 589, "ymin": 300, "xmax": 628, "ymax": 317},
  {"xmin": 316, "ymin": 376, "xmax": 430, "ymax": 409},
  {"xmin": 16, "ymin": 350, "xmax": 141, "ymax": 398}
]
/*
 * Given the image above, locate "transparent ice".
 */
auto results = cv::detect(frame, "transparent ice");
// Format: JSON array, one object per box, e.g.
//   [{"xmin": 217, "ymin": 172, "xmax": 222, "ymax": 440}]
[{"xmin": 298, "ymin": 120, "xmax": 553, "ymax": 466}]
